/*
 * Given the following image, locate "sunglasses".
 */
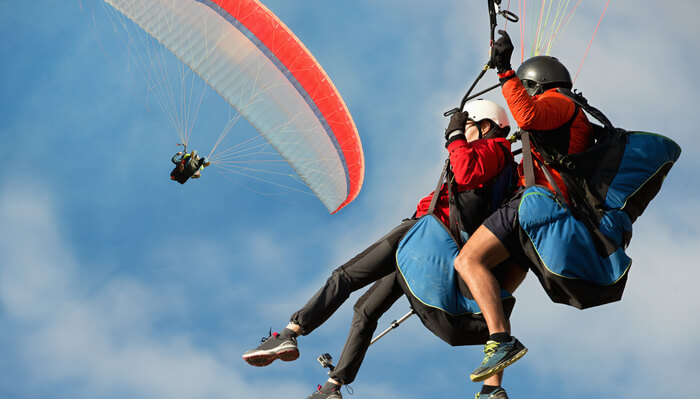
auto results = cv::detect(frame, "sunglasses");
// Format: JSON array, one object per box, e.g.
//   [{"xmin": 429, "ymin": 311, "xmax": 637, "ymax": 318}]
[{"xmin": 521, "ymin": 79, "xmax": 541, "ymax": 95}]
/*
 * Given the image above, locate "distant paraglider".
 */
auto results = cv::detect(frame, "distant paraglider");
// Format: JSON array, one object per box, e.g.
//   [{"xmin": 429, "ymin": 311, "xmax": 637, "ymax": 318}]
[
  {"xmin": 101, "ymin": 0, "xmax": 364, "ymax": 213},
  {"xmin": 170, "ymin": 146, "xmax": 211, "ymax": 184}
]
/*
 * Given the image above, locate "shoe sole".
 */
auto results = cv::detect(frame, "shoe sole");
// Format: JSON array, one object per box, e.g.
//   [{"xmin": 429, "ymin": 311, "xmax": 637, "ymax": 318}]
[
  {"xmin": 470, "ymin": 347, "xmax": 528, "ymax": 382},
  {"xmin": 309, "ymin": 392, "xmax": 342, "ymax": 399},
  {"xmin": 242, "ymin": 347, "xmax": 299, "ymax": 367}
]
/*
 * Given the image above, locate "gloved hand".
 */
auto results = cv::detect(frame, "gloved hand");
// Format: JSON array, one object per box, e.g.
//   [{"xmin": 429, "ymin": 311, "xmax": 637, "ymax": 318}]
[
  {"xmin": 444, "ymin": 111, "xmax": 469, "ymax": 144},
  {"xmin": 445, "ymin": 111, "xmax": 469, "ymax": 137},
  {"xmin": 490, "ymin": 30, "xmax": 514, "ymax": 73}
]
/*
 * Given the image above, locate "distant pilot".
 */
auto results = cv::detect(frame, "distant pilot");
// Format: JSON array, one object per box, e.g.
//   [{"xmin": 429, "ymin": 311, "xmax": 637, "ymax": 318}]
[{"xmin": 170, "ymin": 149, "xmax": 210, "ymax": 184}]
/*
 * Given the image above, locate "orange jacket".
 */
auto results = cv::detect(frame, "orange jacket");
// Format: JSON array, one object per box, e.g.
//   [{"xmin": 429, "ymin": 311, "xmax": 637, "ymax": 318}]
[{"xmin": 499, "ymin": 69, "xmax": 593, "ymax": 201}]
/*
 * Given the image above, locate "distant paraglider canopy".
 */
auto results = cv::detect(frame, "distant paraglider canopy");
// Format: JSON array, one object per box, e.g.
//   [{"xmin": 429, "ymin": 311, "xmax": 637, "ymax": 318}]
[{"xmin": 101, "ymin": 0, "xmax": 364, "ymax": 213}]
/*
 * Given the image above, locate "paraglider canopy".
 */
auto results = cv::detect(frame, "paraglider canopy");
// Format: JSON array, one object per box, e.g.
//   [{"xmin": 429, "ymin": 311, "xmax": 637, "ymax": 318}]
[{"xmin": 104, "ymin": 0, "xmax": 364, "ymax": 213}]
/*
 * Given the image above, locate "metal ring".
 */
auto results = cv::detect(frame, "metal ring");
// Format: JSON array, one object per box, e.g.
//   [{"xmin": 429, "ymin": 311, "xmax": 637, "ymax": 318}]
[{"xmin": 501, "ymin": 10, "xmax": 519, "ymax": 22}]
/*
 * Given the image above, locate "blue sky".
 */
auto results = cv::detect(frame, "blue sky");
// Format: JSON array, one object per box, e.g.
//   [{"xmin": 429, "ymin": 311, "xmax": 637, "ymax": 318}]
[{"xmin": 1, "ymin": 0, "xmax": 699, "ymax": 397}]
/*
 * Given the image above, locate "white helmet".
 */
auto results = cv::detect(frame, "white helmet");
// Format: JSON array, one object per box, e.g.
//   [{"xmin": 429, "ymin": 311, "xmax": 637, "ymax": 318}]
[{"xmin": 463, "ymin": 99, "xmax": 510, "ymax": 130}]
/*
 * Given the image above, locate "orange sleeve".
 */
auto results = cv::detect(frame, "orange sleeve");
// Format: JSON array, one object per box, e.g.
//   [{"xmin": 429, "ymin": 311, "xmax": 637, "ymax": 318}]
[{"xmin": 500, "ymin": 70, "xmax": 576, "ymax": 131}]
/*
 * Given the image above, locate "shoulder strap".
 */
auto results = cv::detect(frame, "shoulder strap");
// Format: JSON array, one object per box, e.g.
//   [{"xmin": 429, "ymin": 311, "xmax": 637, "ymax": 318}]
[
  {"xmin": 521, "ymin": 131, "xmax": 536, "ymax": 187},
  {"xmin": 427, "ymin": 159, "xmax": 450, "ymax": 215},
  {"xmin": 427, "ymin": 159, "xmax": 465, "ymax": 245},
  {"xmin": 522, "ymin": 130, "xmax": 567, "ymax": 204},
  {"xmin": 556, "ymin": 88, "xmax": 614, "ymax": 130},
  {"xmin": 447, "ymin": 169, "xmax": 467, "ymax": 246}
]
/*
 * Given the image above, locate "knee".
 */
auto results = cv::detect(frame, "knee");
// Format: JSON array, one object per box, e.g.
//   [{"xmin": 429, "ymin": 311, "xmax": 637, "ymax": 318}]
[
  {"xmin": 329, "ymin": 266, "xmax": 351, "ymax": 287},
  {"xmin": 351, "ymin": 298, "xmax": 380, "ymax": 332},
  {"xmin": 454, "ymin": 246, "xmax": 477, "ymax": 275},
  {"xmin": 350, "ymin": 308, "xmax": 378, "ymax": 333}
]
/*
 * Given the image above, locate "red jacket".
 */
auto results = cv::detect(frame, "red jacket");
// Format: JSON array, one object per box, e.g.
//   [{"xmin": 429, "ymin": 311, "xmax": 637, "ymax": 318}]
[
  {"xmin": 499, "ymin": 69, "xmax": 593, "ymax": 202},
  {"xmin": 415, "ymin": 137, "xmax": 512, "ymax": 227}
]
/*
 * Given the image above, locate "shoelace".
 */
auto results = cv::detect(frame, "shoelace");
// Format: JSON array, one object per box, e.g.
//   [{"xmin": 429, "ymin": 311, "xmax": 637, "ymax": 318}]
[
  {"xmin": 480, "ymin": 340, "xmax": 499, "ymax": 364},
  {"xmin": 259, "ymin": 329, "xmax": 279, "ymax": 344}
]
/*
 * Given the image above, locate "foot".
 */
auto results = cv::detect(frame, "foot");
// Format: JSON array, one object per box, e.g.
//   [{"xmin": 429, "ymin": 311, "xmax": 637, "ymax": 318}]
[
  {"xmin": 470, "ymin": 337, "xmax": 527, "ymax": 382},
  {"xmin": 476, "ymin": 387, "xmax": 508, "ymax": 398},
  {"xmin": 308, "ymin": 382, "xmax": 342, "ymax": 399},
  {"xmin": 242, "ymin": 331, "xmax": 299, "ymax": 367}
]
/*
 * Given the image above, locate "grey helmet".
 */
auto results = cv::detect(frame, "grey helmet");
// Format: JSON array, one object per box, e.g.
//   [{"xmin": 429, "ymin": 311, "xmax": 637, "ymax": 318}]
[{"xmin": 516, "ymin": 56, "xmax": 572, "ymax": 96}]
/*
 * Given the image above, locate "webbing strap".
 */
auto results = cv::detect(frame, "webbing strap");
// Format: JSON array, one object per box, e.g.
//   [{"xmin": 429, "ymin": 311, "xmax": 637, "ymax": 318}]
[
  {"xmin": 556, "ymin": 88, "xmax": 614, "ymax": 130},
  {"xmin": 447, "ymin": 170, "xmax": 466, "ymax": 246},
  {"xmin": 522, "ymin": 130, "xmax": 567, "ymax": 204},
  {"xmin": 521, "ymin": 131, "xmax": 536, "ymax": 187},
  {"xmin": 539, "ymin": 157, "xmax": 567, "ymax": 204},
  {"xmin": 427, "ymin": 159, "xmax": 450, "ymax": 215}
]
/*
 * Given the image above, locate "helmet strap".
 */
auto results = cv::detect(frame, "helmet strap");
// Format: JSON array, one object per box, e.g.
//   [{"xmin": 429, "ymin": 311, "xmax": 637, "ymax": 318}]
[{"xmin": 478, "ymin": 120, "xmax": 495, "ymax": 139}]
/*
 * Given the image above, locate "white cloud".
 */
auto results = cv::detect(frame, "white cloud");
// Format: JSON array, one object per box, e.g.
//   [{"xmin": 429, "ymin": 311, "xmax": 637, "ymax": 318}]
[{"xmin": 0, "ymin": 178, "xmax": 314, "ymax": 396}]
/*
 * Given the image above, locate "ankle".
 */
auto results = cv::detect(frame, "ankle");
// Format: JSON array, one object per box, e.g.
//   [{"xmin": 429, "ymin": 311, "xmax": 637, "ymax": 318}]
[
  {"xmin": 285, "ymin": 323, "xmax": 301, "ymax": 335},
  {"xmin": 319, "ymin": 380, "xmax": 341, "ymax": 392},
  {"xmin": 278, "ymin": 327, "xmax": 298, "ymax": 339},
  {"xmin": 480, "ymin": 384, "xmax": 502, "ymax": 395},
  {"xmin": 488, "ymin": 332, "xmax": 512, "ymax": 342},
  {"xmin": 327, "ymin": 378, "xmax": 341, "ymax": 386}
]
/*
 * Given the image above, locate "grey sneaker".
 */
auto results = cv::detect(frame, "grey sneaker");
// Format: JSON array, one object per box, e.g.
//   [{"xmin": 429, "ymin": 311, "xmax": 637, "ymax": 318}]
[
  {"xmin": 470, "ymin": 337, "xmax": 527, "ymax": 382},
  {"xmin": 476, "ymin": 387, "xmax": 508, "ymax": 398},
  {"xmin": 308, "ymin": 382, "xmax": 342, "ymax": 399},
  {"xmin": 242, "ymin": 331, "xmax": 299, "ymax": 367}
]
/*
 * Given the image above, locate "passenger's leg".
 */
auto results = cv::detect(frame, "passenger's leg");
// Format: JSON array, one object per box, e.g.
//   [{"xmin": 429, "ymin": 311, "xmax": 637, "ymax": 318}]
[
  {"xmin": 289, "ymin": 219, "xmax": 415, "ymax": 336},
  {"xmin": 243, "ymin": 219, "xmax": 415, "ymax": 367},
  {"xmin": 329, "ymin": 272, "xmax": 404, "ymax": 385}
]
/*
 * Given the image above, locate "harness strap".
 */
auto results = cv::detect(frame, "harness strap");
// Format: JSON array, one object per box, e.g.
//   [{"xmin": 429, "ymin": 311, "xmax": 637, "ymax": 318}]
[
  {"xmin": 447, "ymin": 170, "xmax": 466, "ymax": 246},
  {"xmin": 556, "ymin": 88, "xmax": 614, "ymax": 130},
  {"xmin": 427, "ymin": 159, "xmax": 450, "ymax": 215},
  {"xmin": 522, "ymin": 130, "xmax": 568, "ymax": 204},
  {"xmin": 425, "ymin": 159, "xmax": 464, "ymax": 245},
  {"xmin": 538, "ymin": 157, "xmax": 568, "ymax": 204},
  {"xmin": 521, "ymin": 131, "xmax": 536, "ymax": 187}
]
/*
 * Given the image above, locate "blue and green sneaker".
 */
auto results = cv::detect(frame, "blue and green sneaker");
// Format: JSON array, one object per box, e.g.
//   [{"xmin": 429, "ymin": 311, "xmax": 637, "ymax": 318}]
[{"xmin": 470, "ymin": 337, "xmax": 527, "ymax": 382}]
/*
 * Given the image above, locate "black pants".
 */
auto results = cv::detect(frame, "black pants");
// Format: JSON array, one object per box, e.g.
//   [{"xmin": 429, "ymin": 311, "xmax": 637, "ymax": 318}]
[{"xmin": 289, "ymin": 219, "xmax": 416, "ymax": 384}]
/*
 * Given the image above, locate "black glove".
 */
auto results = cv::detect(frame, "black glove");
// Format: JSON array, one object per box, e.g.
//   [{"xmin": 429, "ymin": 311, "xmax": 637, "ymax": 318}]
[
  {"xmin": 490, "ymin": 30, "xmax": 514, "ymax": 74},
  {"xmin": 444, "ymin": 111, "xmax": 469, "ymax": 145}
]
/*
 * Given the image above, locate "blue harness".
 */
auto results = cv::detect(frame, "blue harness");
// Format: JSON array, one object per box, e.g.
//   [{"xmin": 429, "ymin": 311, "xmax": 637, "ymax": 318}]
[
  {"xmin": 518, "ymin": 90, "xmax": 681, "ymax": 308},
  {"xmin": 396, "ymin": 214, "xmax": 512, "ymax": 315}
]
